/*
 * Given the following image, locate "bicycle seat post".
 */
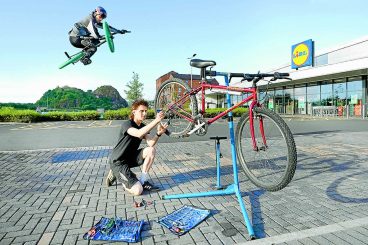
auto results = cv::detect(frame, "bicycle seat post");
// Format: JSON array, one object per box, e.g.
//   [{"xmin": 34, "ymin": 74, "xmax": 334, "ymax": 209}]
[{"xmin": 209, "ymin": 136, "xmax": 227, "ymax": 189}]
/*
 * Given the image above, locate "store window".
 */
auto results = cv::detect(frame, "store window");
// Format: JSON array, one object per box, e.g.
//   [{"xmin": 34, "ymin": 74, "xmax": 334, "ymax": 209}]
[
  {"xmin": 320, "ymin": 81, "xmax": 333, "ymax": 106},
  {"xmin": 307, "ymin": 83, "xmax": 320, "ymax": 115},
  {"xmin": 347, "ymin": 77, "xmax": 363, "ymax": 116},
  {"xmin": 259, "ymin": 90, "xmax": 266, "ymax": 105},
  {"xmin": 263, "ymin": 89, "xmax": 274, "ymax": 111},
  {"xmin": 257, "ymin": 89, "xmax": 273, "ymax": 109},
  {"xmin": 284, "ymin": 87, "xmax": 294, "ymax": 115},
  {"xmin": 242, "ymin": 92, "xmax": 251, "ymax": 107},
  {"xmin": 274, "ymin": 89, "xmax": 284, "ymax": 114},
  {"xmin": 333, "ymin": 79, "xmax": 347, "ymax": 116},
  {"xmin": 233, "ymin": 94, "xmax": 240, "ymax": 104},
  {"xmin": 318, "ymin": 80, "xmax": 335, "ymax": 116},
  {"xmin": 294, "ymin": 86, "xmax": 306, "ymax": 115}
]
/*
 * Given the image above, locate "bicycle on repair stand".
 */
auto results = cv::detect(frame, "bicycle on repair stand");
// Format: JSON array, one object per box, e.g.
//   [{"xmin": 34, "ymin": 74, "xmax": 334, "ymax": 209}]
[{"xmin": 155, "ymin": 59, "xmax": 297, "ymax": 191}]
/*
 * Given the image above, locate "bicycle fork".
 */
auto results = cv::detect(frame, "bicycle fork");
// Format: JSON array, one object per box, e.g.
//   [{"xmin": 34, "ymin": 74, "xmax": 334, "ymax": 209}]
[{"xmin": 249, "ymin": 104, "xmax": 268, "ymax": 151}]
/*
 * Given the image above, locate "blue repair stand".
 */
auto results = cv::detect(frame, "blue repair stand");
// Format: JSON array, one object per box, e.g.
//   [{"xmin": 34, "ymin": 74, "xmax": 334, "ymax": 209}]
[{"xmin": 163, "ymin": 72, "xmax": 256, "ymax": 239}]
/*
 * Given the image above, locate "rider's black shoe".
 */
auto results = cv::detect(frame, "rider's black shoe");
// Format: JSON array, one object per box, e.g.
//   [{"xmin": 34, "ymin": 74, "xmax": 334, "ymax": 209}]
[
  {"xmin": 142, "ymin": 181, "xmax": 160, "ymax": 192},
  {"xmin": 81, "ymin": 57, "xmax": 92, "ymax": 65}
]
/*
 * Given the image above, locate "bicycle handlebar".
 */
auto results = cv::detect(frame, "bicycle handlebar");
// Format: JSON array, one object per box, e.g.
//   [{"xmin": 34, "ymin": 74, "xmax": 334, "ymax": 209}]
[
  {"xmin": 116, "ymin": 29, "xmax": 131, "ymax": 34},
  {"xmin": 230, "ymin": 72, "xmax": 290, "ymax": 82},
  {"xmin": 81, "ymin": 29, "xmax": 130, "ymax": 40},
  {"xmin": 205, "ymin": 69, "xmax": 289, "ymax": 80},
  {"xmin": 230, "ymin": 72, "xmax": 289, "ymax": 79}
]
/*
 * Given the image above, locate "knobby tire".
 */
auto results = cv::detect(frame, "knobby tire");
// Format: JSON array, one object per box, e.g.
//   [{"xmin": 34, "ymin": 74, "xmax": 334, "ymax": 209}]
[
  {"xmin": 59, "ymin": 52, "xmax": 85, "ymax": 69},
  {"xmin": 236, "ymin": 106, "xmax": 297, "ymax": 191}
]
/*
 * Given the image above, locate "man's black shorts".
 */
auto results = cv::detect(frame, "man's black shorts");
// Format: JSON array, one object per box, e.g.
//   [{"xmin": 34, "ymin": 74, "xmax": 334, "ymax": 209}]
[{"xmin": 110, "ymin": 148, "xmax": 144, "ymax": 189}]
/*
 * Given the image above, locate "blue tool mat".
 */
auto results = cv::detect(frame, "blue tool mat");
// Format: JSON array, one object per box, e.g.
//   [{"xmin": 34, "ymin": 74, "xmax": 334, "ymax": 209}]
[
  {"xmin": 83, "ymin": 217, "xmax": 144, "ymax": 242},
  {"xmin": 158, "ymin": 206, "xmax": 211, "ymax": 236}
]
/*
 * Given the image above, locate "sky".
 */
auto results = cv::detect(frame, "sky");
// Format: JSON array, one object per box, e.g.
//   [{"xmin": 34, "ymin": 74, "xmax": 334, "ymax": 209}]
[{"xmin": 1, "ymin": 0, "xmax": 368, "ymax": 103}]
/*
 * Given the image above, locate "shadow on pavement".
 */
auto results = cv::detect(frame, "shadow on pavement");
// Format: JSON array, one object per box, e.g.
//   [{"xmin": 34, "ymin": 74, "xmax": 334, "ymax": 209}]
[
  {"xmin": 326, "ymin": 170, "xmax": 368, "ymax": 203},
  {"xmin": 293, "ymin": 130, "xmax": 341, "ymax": 136}
]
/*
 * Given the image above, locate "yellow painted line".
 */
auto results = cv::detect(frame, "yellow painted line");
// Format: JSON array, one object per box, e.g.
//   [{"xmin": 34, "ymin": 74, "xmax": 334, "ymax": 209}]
[
  {"xmin": 88, "ymin": 121, "xmax": 97, "ymax": 127},
  {"xmin": 39, "ymin": 126, "xmax": 64, "ymax": 129},
  {"xmin": 10, "ymin": 121, "xmax": 120, "ymax": 130}
]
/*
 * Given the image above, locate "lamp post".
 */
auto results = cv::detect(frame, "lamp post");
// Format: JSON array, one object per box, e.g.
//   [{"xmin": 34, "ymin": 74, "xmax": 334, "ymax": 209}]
[{"xmin": 187, "ymin": 53, "xmax": 196, "ymax": 88}]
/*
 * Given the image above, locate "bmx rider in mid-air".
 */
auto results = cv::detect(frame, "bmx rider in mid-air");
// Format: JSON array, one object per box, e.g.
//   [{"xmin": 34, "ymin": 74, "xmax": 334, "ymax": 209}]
[{"xmin": 68, "ymin": 6, "xmax": 116, "ymax": 65}]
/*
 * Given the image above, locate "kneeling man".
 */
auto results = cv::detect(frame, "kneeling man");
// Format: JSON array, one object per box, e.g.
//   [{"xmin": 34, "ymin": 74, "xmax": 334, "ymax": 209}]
[{"xmin": 106, "ymin": 99, "xmax": 168, "ymax": 195}]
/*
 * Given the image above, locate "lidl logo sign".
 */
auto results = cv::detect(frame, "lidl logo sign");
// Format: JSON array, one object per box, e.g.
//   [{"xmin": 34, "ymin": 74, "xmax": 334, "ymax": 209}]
[
  {"xmin": 291, "ymin": 39, "xmax": 314, "ymax": 69},
  {"xmin": 293, "ymin": 44, "xmax": 309, "ymax": 66}
]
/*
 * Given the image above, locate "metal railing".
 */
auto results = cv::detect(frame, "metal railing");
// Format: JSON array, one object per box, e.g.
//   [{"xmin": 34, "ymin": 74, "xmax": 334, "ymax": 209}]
[{"xmin": 311, "ymin": 104, "xmax": 367, "ymax": 119}]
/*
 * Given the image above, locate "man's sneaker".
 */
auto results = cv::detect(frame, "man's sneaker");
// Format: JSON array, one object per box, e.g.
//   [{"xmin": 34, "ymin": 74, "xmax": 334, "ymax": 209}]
[
  {"xmin": 105, "ymin": 169, "xmax": 116, "ymax": 187},
  {"xmin": 142, "ymin": 181, "xmax": 160, "ymax": 192},
  {"xmin": 81, "ymin": 57, "xmax": 92, "ymax": 65}
]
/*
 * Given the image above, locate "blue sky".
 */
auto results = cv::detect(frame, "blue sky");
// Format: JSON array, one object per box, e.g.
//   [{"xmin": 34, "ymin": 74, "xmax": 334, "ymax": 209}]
[{"xmin": 1, "ymin": 0, "xmax": 368, "ymax": 103}]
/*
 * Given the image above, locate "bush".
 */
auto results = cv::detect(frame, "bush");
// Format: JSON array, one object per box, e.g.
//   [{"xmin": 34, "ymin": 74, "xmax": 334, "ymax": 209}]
[
  {"xmin": 0, "ymin": 107, "xmax": 100, "ymax": 122},
  {"xmin": 104, "ymin": 108, "xmax": 156, "ymax": 120},
  {"xmin": 232, "ymin": 107, "xmax": 248, "ymax": 117},
  {"xmin": 202, "ymin": 107, "xmax": 248, "ymax": 118},
  {"xmin": 0, "ymin": 107, "xmax": 247, "ymax": 123},
  {"xmin": 203, "ymin": 108, "xmax": 226, "ymax": 118},
  {"xmin": 104, "ymin": 108, "xmax": 130, "ymax": 120},
  {"xmin": 40, "ymin": 111, "xmax": 100, "ymax": 121},
  {"xmin": 0, "ymin": 107, "xmax": 40, "ymax": 122}
]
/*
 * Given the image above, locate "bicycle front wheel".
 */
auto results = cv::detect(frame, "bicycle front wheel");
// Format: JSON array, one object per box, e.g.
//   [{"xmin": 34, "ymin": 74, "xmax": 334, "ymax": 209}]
[
  {"xmin": 103, "ymin": 21, "xmax": 114, "ymax": 53},
  {"xmin": 154, "ymin": 78, "xmax": 198, "ymax": 137},
  {"xmin": 236, "ymin": 107, "xmax": 297, "ymax": 191}
]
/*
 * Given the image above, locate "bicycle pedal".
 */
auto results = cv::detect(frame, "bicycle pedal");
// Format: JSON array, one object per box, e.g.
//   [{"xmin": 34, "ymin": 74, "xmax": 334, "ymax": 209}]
[{"xmin": 187, "ymin": 122, "xmax": 206, "ymax": 135}]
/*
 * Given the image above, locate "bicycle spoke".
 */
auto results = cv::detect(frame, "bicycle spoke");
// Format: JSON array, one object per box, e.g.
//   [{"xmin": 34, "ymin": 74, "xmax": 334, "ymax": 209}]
[
  {"xmin": 155, "ymin": 78, "xmax": 198, "ymax": 136},
  {"xmin": 242, "ymin": 118, "xmax": 287, "ymax": 183}
]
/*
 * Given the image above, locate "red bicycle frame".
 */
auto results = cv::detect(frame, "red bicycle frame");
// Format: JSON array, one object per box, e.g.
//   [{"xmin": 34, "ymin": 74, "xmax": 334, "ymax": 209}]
[{"xmin": 166, "ymin": 81, "xmax": 267, "ymax": 150}]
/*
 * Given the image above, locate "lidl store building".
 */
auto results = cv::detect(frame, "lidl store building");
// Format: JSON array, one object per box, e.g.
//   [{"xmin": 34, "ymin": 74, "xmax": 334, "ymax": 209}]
[
  {"xmin": 235, "ymin": 37, "xmax": 368, "ymax": 118},
  {"xmin": 156, "ymin": 36, "xmax": 368, "ymax": 118}
]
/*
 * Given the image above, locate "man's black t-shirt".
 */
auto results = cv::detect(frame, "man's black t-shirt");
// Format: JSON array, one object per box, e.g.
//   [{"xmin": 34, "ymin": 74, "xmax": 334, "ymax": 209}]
[{"xmin": 109, "ymin": 119, "xmax": 146, "ymax": 163}]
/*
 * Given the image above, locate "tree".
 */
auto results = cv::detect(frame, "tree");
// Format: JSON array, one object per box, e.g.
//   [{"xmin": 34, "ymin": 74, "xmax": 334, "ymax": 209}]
[{"xmin": 124, "ymin": 72, "xmax": 144, "ymax": 104}]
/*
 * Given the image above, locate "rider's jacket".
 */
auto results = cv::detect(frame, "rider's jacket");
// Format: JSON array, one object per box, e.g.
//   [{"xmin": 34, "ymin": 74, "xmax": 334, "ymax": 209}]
[{"xmin": 69, "ymin": 12, "xmax": 102, "ymax": 39}]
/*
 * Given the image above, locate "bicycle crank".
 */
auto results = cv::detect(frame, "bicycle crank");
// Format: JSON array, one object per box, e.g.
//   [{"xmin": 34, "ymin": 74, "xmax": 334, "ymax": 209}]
[{"xmin": 187, "ymin": 119, "xmax": 208, "ymax": 136}]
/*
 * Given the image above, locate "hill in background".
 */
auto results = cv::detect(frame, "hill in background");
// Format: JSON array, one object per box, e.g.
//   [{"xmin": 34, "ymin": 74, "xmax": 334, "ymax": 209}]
[{"xmin": 36, "ymin": 85, "xmax": 128, "ymax": 110}]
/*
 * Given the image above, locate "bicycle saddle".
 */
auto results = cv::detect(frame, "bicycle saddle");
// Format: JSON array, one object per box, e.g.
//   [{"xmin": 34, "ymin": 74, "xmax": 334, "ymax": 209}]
[{"xmin": 190, "ymin": 59, "xmax": 216, "ymax": 68}]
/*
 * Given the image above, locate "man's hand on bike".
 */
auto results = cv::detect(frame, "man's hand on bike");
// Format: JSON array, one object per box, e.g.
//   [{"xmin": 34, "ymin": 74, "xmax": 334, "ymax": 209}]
[
  {"xmin": 118, "ymin": 29, "xmax": 131, "ymax": 34},
  {"xmin": 157, "ymin": 123, "xmax": 169, "ymax": 136},
  {"xmin": 155, "ymin": 111, "xmax": 165, "ymax": 123}
]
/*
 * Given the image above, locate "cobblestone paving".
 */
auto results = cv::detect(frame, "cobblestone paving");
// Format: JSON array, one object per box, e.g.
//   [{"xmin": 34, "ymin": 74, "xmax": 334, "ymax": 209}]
[{"xmin": 0, "ymin": 131, "xmax": 368, "ymax": 244}]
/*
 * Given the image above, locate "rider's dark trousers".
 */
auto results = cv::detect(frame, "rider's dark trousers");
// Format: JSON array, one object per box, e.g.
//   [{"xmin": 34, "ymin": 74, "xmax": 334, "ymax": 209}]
[{"xmin": 69, "ymin": 36, "xmax": 99, "ymax": 59}]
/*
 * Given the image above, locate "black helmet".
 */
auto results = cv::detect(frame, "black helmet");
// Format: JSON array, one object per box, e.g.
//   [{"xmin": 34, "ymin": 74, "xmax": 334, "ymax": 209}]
[{"xmin": 95, "ymin": 6, "xmax": 107, "ymax": 18}]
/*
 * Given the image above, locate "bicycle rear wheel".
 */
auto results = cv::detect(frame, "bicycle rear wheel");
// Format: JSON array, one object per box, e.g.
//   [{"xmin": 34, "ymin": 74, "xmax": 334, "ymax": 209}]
[
  {"xmin": 154, "ymin": 78, "xmax": 198, "ymax": 137},
  {"xmin": 59, "ymin": 52, "xmax": 85, "ymax": 69},
  {"xmin": 236, "ymin": 106, "xmax": 297, "ymax": 191}
]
